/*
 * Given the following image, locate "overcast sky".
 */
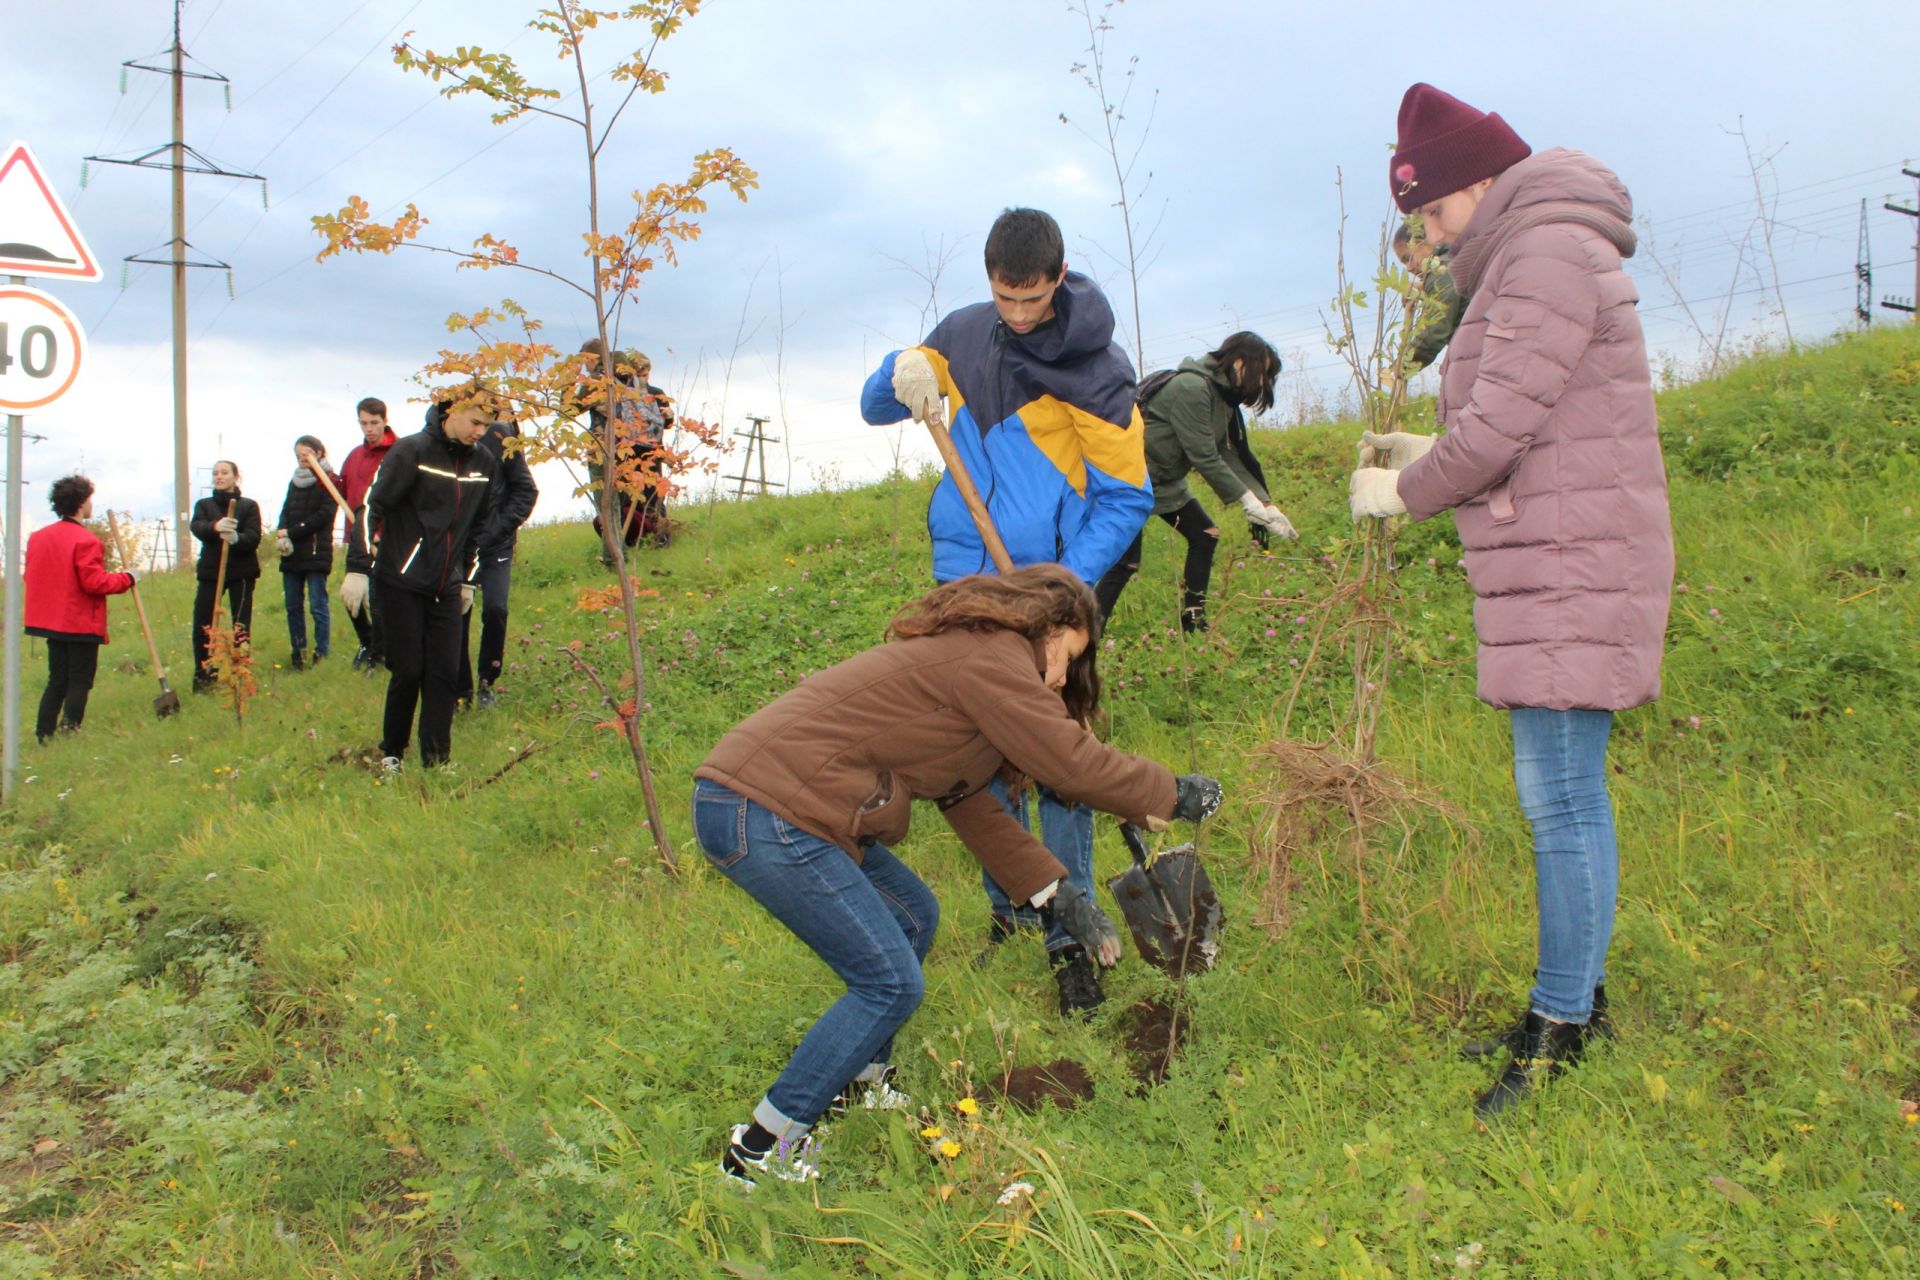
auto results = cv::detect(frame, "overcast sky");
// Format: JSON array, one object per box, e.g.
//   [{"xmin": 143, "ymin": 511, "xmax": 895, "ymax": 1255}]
[{"xmin": 5, "ymin": 0, "xmax": 1916, "ymax": 542}]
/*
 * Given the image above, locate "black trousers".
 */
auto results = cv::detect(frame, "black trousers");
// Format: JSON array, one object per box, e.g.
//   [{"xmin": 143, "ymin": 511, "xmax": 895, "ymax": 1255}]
[
  {"xmin": 37, "ymin": 639, "xmax": 100, "ymax": 741},
  {"xmin": 380, "ymin": 585, "xmax": 464, "ymax": 765},
  {"xmin": 456, "ymin": 549, "xmax": 514, "ymax": 699},
  {"xmin": 344, "ymin": 576, "xmax": 384, "ymax": 663},
  {"xmin": 191, "ymin": 577, "xmax": 255, "ymax": 684},
  {"xmin": 1093, "ymin": 498, "xmax": 1219, "ymax": 625}
]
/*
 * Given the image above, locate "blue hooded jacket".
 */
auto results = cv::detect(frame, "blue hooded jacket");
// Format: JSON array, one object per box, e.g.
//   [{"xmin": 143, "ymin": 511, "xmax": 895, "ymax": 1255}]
[{"xmin": 861, "ymin": 272, "xmax": 1151, "ymax": 584}]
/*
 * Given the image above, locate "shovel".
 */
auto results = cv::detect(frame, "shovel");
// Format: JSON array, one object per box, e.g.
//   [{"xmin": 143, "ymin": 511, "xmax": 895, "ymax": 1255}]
[
  {"xmin": 1107, "ymin": 821, "xmax": 1225, "ymax": 979},
  {"xmin": 106, "ymin": 511, "xmax": 181, "ymax": 718}
]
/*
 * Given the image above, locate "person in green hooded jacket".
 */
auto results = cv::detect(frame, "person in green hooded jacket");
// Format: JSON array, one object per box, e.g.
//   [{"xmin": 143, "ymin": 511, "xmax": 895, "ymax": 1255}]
[
  {"xmin": 1393, "ymin": 221, "xmax": 1466, "ymax": 371},
  {"xmin": 1093, "ymin": 331, "xmax": 1297, "ymax": 632}
]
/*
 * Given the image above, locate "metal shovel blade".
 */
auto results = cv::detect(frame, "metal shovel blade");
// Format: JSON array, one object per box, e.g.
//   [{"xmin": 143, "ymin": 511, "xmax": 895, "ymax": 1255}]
[{"xmin": 1108, "ymin": 825, "xmax": 1225, "ymax": 979}]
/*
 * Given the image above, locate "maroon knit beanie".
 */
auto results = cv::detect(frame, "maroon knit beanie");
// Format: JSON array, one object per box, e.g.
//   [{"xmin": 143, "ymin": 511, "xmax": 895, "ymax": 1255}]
[{"xmin": 1390, "ymin": 83, "xmax": 1531, "ymax": 214}]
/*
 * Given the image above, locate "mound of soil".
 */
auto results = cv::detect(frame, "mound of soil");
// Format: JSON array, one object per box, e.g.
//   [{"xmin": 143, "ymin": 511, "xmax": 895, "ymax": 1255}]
[
  {"xmin": 1121, "ymin": 996, "xmax": 1191, "ymax": 1086},
  {"xmin": 987, "ymin": 1058, "xmax": 1095, "ymax": 1112}
]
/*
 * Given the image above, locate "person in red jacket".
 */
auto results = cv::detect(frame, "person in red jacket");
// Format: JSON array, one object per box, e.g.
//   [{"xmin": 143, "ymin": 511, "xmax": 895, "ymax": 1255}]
[
  {"xmin": 24, "ymin": 475, "xmax": 136, "ymax": 743},
  {"xmin": 339, "ymin": 396, "xmax": 398, "ymax": 671}
]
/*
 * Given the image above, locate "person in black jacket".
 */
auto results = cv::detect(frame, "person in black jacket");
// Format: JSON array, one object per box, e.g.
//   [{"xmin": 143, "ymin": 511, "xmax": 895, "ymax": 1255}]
[
  {"xmin": 275, "ymin": 436, "xmax": 345, "ymax": 671},
  {"xmin": 342, "ymin": 392, "xmax": 498, "ymax": 769},
  {"xmin": 189, "ymin": 460, "xmax": 262, "ymax": 692},
  {"xmin": 455, "ymin": 418, "xmax": 538, "ymax": 709}
]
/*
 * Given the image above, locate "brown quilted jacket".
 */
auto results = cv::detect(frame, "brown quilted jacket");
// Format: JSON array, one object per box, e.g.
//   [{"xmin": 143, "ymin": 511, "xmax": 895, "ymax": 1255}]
[{"xmin": 695, "ymin": 627, "xmax": 1177, "ymax": 904}]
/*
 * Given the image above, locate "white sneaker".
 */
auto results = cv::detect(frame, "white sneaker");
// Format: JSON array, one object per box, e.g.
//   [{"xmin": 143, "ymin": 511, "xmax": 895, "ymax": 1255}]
[
  {"xmin": 721, "ymin": 1124, "xmax": 819, "ymax": 1188},
  {"xmin": 826, "ymin": 1065, "xmax": 911, "ymax": 1120}
]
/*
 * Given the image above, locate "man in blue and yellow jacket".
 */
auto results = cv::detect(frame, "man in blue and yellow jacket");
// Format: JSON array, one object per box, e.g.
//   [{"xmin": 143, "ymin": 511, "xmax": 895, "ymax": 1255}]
[{"xmin": 861, "ymin": 207, "xmax": 1152, "ymax": 1017}]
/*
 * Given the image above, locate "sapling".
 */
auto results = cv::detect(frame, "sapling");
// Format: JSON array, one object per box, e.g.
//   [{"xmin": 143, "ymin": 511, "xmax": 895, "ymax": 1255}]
[{"xmin": 312, "ymin": 0, "xmax": 759, "ymax": 869}]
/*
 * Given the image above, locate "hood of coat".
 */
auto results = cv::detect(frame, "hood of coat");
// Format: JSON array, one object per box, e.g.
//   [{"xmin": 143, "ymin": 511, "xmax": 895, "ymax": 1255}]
[
  {"xmin": 1450, "ymin": 148, "xmax": 1637, "ymax": 295},
  {"xmin": 1008, "ymin": 270, "xmax": 1119, "ymax": 363},
  {"xmin": 1177, "ymin": 354, "xmax": 1237, "ymax": 398}
]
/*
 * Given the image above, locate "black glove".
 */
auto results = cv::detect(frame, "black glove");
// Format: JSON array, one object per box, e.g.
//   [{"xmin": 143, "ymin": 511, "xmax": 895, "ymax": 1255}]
[
  {"xmin": 1039, "ymin": 880, "xmax": 1121, "ymax": 967},
  {"xmin": 1172, "ymin": 774, "xmax": 1223, "ymax": 823},
  {"xmin": 1249, "ymin": 521, "xmax": 1271, "ymax": 550}
]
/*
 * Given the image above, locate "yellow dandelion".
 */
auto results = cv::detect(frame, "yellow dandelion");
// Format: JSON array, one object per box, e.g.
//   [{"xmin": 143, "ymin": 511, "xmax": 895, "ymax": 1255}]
[
  {"xmin": 954, "ymin": 1097, "xmax": 980, "ymax": 1116},
  {"xmin": 938, "ymin": 1139, "xmax": 962, "ymax": 1159},
  {"xmin": 920, "ymin": 1125, "xmax": 943, "ymax": 1140}
]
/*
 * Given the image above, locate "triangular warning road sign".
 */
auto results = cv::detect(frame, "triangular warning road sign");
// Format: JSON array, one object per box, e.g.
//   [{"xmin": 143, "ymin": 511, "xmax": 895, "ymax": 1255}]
[{"xmin": 0, "ymin": 141, "xmax": 101, "ymax": 283}]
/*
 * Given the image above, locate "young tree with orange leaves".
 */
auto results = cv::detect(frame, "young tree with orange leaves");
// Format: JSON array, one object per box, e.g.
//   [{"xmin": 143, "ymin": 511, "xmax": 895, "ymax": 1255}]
[{"xmin": 312, "ymin": 1, "xmax": 757, "ymax": 868}]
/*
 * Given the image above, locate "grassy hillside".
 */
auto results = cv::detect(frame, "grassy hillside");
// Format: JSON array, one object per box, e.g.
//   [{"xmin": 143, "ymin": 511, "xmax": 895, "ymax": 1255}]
[{"xmin": 3, "ymin": 327, "xmax": 1917, "ymax": 1277}]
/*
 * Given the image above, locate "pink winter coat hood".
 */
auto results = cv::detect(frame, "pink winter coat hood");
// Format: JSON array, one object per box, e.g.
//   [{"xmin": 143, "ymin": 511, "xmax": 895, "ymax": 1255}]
[{"xmin": 1397, "ymin": 148, "xmax": 1675, "ymax": 711}]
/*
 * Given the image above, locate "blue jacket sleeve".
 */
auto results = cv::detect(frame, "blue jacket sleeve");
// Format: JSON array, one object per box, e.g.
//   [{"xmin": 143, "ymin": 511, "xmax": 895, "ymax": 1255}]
[
  {"xmin": 1060, "ymin": 461, "xmax": 1153, "ymax": 584},
  {"xmin": 861, "ymin": 350, "xmax": 911, "ymax": 425}
]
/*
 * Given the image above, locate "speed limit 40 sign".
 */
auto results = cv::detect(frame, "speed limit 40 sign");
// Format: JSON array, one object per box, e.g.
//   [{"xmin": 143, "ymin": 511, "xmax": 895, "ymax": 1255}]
[{"xmin": 0, "ymin": 284, "xmax": 84, "ymax": 411}]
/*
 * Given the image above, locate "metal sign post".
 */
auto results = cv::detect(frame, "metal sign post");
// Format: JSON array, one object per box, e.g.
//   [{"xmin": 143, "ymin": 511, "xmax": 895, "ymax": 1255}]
[{"xmin": 4, "ymin": 274, "xmax": 24, "ymax": 801}]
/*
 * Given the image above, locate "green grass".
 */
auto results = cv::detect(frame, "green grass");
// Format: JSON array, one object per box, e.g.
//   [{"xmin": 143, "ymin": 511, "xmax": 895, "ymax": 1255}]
[{"xmin": 3, "ymin": 327, "xmax": 1918, "ymax": 1277}]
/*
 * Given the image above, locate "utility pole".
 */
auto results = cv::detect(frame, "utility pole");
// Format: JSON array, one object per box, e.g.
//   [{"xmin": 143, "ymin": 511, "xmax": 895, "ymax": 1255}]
[
  {"xmin": 1855, "ymin": 199, "xmax": 1873, "ymax": 326},
  {"xmin": 84, "ymin": 0, "xmax": 264, "ymax": 566},
  {"xmin": 723, "ymin": 414, "xmax": 785, "ymax": 498},
  {"xmin": 1883, "ymin": 166, "xmax": 1920, "ymax": 322}
]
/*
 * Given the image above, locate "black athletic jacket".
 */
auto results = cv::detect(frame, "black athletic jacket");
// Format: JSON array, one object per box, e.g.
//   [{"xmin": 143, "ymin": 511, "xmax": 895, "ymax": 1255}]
[
  {"xmin": 346, "ymin": 424, "xmax": 497, "ymax": 598},
  {"xmin": 189, "ymin": 490, "xmax": 262, "ymax": 582}
]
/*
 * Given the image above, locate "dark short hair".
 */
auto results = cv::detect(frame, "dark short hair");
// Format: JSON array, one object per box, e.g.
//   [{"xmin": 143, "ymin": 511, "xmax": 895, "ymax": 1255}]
[
  {"xmin": 48, "ymin": 474, "xmax": 93, "ymax": 519},
  {"xmin": 295, "ymin": 435, "xmax": 327, "ymax": 458},
  {"xmin": 1207, "ymin": 331, "xmax": 1283, "ymax": 413},
  {"xmin": 356, "ymin": 397, "xmax": 387, "ymax": 420},
  {"xmin": 1392, "ymin": 222, "xmax": 1414, "ymax": 249},
  {"xmin": 984, "ymin": 208, "xmax": 1065, "ymax": 287}
]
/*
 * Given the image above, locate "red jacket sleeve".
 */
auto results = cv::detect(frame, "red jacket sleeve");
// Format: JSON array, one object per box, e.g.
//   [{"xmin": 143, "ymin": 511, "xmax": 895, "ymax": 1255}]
[{"xmin": 73, "ymin": 534, "xmax": 134, "ymax": 598}]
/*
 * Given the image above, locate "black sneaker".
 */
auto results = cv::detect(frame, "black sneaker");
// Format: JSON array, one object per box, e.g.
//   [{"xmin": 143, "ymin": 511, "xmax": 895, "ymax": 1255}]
[
  {"xmin": 971, "ymin": 913, "xmax": 1020, "ymax": 970},
  {"xmin": 290, "ymin": 650, "xmax": 306, "ymax": 672},
  {"xmin": 476, "ymin": 682, "xmax": 497, "ymax": 710},
  {"xmin": 351, "ymin": 647, "xmax": 369, "ymax": 671},
  {"xmin": 1050, "ymin": 945, "xmax": 1106, "ymax": 1019},
  {"xmin": 721, "ymin": 1124, "xmax": 819, "ymax": 1188}
]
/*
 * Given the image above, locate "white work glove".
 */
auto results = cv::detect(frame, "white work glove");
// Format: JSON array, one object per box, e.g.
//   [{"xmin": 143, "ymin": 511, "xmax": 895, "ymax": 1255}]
[
  {"xmin": 340, "ymin": 572, "xmax": 370, "ymax": 618},
  {"xmin": 1358, "ymin": 430, "xmax": 1436, "ymax": 471},
  {"xmin": 214, "ymin": 515, "xmax": 238, "ymax": 534},
  {"xmin": 890, "ymin": 349, "xmax": 944, "ymax": 427},
  {"xmin": 218, "ymin": 527, "xmax": 239, "ymax": 545},
  {"xmin": 460, "ymin": 584, "xmax": 475, "ymax": 614},
  {"xmin": 1237, "ymin": 491, "xmax": 1298, "ymax": 539},
  {"xmin": 275, "ymin": 531, "xmax": 294, "ymax": 556},
  {"xmin": 1349, "ymin": 468, "xmax": 1408, "ymax": 520}
]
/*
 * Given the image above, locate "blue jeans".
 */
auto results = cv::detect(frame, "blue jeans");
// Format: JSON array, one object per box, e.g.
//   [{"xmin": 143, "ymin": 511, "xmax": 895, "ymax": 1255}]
[
  {"xmin": 1511, "ymin": 708, "xmax": 1617, "ymax": 1024},
  {"xmin": 980, "ymin": 778, "xmax": 1094, "ymax": 953},
  {"xmin": 283, "ymin": 571, "xmax": 331, "ymax": 656},
  {"xmin": 693, "ymin": 779, "xmax": 939, "ymax": 1139}
]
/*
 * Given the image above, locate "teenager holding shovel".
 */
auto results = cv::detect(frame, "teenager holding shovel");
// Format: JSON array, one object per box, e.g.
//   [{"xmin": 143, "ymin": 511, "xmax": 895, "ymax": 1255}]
[
  {"xmin": 188, "ymin": 460, "xmax": 261, "ymax": 693},
  {"xmin": 1350, "ymin": 84, "xmax": 1674, "ymax": 1118},
  {"xmin": 23, "ymin": 475, "xmax": 138, "ymax": 742},
  {"xmin": 1093, "ymin": 331, "xmax": 1299, "ymax": 632},
  {"xmin": 274, "ymin": 436, "xmax": 345, "ymax": 671},
  {"xmin": 860, "ymin": 207, "xmax": 1154, "ymax": 1017},
  {"xmin": 694, "ymin": 565, "xmax": 1222, "ymax": 1185}
]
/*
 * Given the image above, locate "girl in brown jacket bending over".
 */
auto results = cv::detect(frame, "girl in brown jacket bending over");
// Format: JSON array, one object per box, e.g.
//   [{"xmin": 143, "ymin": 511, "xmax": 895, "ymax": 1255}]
[{"xmin": 693, "ymin": 565, "xmax": 1221, "ymax": 1187}]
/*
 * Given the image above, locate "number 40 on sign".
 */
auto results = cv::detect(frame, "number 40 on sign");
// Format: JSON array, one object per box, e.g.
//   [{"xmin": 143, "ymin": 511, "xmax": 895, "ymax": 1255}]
[{"xmin": 0, "ymin": 284, "xmax": 85, "ymax": 413}]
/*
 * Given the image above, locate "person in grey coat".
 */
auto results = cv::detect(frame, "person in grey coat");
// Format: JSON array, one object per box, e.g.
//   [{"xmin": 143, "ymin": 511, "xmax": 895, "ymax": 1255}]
[
  {"xmin": 1352, "ymin": 83, "xmax": 1675, "ymax": 1119},
  {"xmin": 1093, "ymin": 331, "xmax": 1298, "ymax": 632}
]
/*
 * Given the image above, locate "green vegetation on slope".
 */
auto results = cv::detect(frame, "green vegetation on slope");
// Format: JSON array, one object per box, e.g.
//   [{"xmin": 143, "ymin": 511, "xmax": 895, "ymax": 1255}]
[{"xmin": 2, "ymin": 328, "xmax": 1917, "ymax": 1277}]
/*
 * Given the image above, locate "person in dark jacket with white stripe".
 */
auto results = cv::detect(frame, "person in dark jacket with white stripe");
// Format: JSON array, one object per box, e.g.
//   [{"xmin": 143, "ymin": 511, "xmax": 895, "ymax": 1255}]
[
  {"xmin": 343, "ymin": 391, "xmax": 497, "ymax": 769},
  {"xmin": 455, "ymin": 418, "xmax": 538, "ymax": 709},
  {"xmin": 274, "ymin": 436, "xmax": 345, "ymax": 671}
]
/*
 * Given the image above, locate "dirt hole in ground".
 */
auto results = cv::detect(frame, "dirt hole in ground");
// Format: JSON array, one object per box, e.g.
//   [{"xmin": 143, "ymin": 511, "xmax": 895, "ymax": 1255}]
[
  {"xmin": 987, "ymin": 1058, "xmax": 1094, "ymax": 1112},
  {"xmin": 1121, "ymin": 996, "xmax": 1191, "ymax": 1086}
]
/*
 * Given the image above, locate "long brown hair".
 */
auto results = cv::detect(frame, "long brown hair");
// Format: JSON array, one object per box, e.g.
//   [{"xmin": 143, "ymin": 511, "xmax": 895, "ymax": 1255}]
[{"xmin": 889, "ymin": 564, "xmax": 1103, "ymax": 724}]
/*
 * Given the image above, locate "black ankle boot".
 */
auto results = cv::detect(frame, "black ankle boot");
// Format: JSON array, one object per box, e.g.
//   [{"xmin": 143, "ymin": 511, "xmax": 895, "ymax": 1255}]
[
  {"xmin": 970, "ymin": 914, "xmax": 1019, "ymax": 970},
  {"xmin": 1473, "ymin": 1011, "xmax": 1587, "ymax": 1120},
  {"xmin": 1463, "ymin": 984, "xmax": 1616, "ymax": 1059},
  {"xmin": 1050, "ymin": 945, "xmax": 1105, "ymax": 1019}
]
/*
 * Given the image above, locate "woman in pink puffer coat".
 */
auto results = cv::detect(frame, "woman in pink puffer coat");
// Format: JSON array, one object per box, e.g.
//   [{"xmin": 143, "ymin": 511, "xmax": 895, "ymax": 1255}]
[{"xmin": 1350, "ymin": 83, "xmax": 1675, "ymax": 1119}]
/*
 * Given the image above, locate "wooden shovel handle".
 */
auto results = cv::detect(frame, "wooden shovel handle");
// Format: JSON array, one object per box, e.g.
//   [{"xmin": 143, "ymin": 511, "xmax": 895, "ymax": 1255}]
[
  {"xmin": 211, "ymin": 499, "xmax": 236, "ymax": 622},
  {"xmin": 106, "ymin": 510, "xmax": 168, "ymax": 680},
  {"xmin": 305, "ymin": 459, "xmax": 356, "ymax": 525},
  {"xmin": 922, "ymin": 416, "xmax": 1015, "ymax": 576}
]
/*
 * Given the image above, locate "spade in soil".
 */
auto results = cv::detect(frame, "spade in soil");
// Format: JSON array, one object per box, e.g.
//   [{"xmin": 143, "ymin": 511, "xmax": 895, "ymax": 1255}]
[{"xmin": 1107, "ymin": 821, "xmax": 1224, "ymax": 979}]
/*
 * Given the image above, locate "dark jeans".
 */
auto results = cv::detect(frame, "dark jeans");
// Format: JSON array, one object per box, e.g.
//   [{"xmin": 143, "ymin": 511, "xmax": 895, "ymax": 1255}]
[
  {"xmin": 1093, "ymin": 497, "xmax": 1219, "ymax": 624},
  {"xmin": 380, "ymin": 584, "xmax": 464, "ymax": 765},
  {"xmin": 456, "ymin": 549, "xmax": 514, "ymax": 698},
  {"xmin": 36, "ymin": 639, "xmax": 100, "ymax": 741},
  {"xmin": 282, "ymin": 571, "xmax": 331, "ymax": 657},
  {"xmin": 590, "ymin": 448, "xmax": 668, "ymax": 547},
  {"xmin": 693, "ymin": 779, "xmax": 938, "ymax": 1139},
  {"xmin": 979, "ymin": 778, "xmax": 1094, "ymax": 952},
  {"xmin": 191, "ymin": 577, "xmax": 255, "ymax": 683}
]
